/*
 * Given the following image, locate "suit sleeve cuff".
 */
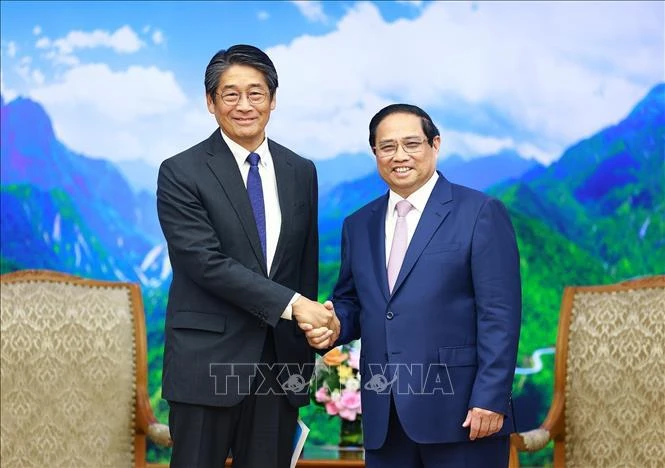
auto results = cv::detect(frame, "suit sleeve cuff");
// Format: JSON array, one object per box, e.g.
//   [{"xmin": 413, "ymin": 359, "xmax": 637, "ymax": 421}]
[{"xmin": 280, "ymin": 293, "xmax": 301, "ymax": 320}]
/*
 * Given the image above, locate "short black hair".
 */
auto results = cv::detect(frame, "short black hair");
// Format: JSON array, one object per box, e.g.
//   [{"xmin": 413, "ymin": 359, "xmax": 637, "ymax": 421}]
[
  {"xmin": 368, "ymin": 103, "xmax": 439, "ymax": 148},
  {"xmin": 204, "ymin": 44, "xmax": 278, "ymax": 102}
]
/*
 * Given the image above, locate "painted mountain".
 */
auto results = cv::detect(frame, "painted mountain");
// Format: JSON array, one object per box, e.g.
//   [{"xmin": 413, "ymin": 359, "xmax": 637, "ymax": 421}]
[
  {"xmin": 1, "ymin": 83, "xmax": 663, "ymax": 465},
  {"xmin": 1, "ymin": 97, "xmax": 168, "ymax": 285}
]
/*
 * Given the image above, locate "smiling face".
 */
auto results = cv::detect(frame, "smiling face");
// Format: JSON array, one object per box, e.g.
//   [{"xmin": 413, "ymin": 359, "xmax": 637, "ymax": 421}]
[
  {"xmin": 206, "ymin": 64, "xmax": 276, "ymax": 151},
  {"xmin": 373, "ymin": 112, "xmax": 440, "ymax": 198}
]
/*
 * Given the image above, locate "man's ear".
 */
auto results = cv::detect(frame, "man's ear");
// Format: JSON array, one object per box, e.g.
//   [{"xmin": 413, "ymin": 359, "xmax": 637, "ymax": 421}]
[
  {"xmin": 432, "ymin": 135, "xmax": 442, "ymax": 152},
  {"xmin": 270, "ymin": 91, "xmax": 277, "ymax": 111},
  {"xmin": 206, "ymin": 93, "xmax": 215, "ymax": 114}
]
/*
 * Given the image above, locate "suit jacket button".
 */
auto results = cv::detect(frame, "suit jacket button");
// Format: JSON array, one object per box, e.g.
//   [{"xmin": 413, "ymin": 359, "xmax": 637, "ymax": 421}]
[{"xmin": 386, "ymin": 311, "xmax": 394, "ymax": 320}]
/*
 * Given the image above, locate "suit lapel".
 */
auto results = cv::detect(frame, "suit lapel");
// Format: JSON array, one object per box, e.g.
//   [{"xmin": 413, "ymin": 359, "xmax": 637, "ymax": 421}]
[
  {"xmin": 390, "ymin": 175, "xmax": 453, "ymax": 296},
  {"xmin": 268, "ymin": 140, "xmax": 295, "ymax": 279},
  {"xmin": 205, "ymin": 130, "xmax": 268, "ymax": 275},
  {"xmin": 369, "ymin": 194, "xmax": 390, "ymax": 302}
]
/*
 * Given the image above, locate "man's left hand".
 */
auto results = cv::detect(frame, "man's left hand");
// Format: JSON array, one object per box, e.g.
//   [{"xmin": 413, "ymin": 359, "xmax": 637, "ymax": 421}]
[{"xmin": 462, "ymin": 407, "xmax": 504, "ymax": 440}]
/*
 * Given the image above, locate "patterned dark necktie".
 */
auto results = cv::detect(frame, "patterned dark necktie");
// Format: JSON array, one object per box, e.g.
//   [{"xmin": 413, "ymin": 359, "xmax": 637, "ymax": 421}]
[{"xmin": 246, "ymin": 152, "xmax": 266, "ymax": 259}]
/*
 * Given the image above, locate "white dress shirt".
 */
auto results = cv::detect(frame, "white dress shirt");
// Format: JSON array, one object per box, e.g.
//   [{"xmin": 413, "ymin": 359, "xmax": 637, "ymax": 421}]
[
  {"xmin": 220, "ymin": 130, "xmax": 299, "ymax": 319},
  {"xmin": 385, "ymin": 172, "xmax": 440, "ymax": 266}
]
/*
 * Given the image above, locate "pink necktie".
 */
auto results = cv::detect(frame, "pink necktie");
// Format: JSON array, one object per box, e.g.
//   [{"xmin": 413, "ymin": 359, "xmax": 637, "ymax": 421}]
[{"xmin": 387, "ymin": 200, "xmax": 414, "ymax": 293}]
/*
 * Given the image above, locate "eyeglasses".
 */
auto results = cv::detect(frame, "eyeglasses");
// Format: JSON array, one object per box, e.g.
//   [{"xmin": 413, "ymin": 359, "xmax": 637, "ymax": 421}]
[
  {"xmin": 217, "ymin": 89, "xmax": 268, "ymax": 106},
  {"xmin": 373, "ymin": 137, "xmax": 428, "ymax": 159}
]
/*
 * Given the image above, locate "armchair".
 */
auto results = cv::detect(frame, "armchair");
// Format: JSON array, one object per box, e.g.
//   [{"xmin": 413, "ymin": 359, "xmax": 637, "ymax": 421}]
[
  {"xmin": 511, "ymin": 275, "xmax": 665, "ymax": 467},
  {"xmin": 1, "ymin": 269, "xmax": 171, "ymax": 467}
]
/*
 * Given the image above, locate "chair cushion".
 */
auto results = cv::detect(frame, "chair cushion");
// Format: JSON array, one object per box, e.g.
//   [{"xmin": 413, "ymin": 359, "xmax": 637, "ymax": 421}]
[
  {"xmin": 1, "ymin": 279, "xmax": 136, "ymax": 467},
  {"xmin": 564, "ymin": 285, "xmax": 665, "ymax": 467}
]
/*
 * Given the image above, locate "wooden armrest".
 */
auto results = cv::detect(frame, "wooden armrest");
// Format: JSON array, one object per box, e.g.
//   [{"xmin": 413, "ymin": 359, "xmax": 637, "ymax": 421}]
[
  {"xmin": 512, "ymin": 428, "xmax": 551, "ymax": 452},
  {"xmin": 147, "ymin": 422, "xmax": 172, "ymax": 447},
  {"xmin": 512, "ymin": 383, "xmax": 564, "ymax": 454},
  {"xmin": 136, "ymin": 386, "xmax": 172, "ymax": 447}
]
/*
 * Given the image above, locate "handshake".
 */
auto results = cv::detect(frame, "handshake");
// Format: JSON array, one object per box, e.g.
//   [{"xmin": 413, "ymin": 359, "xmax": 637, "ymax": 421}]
[{"xmin": 292, "ymin": 296, "xmax": 340, "ymax": 350}]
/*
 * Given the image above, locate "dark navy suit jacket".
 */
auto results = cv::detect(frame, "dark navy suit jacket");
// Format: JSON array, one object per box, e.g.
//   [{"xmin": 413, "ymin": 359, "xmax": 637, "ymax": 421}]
[
  {"xmin": 157, "ymin": 129, "xmax": 319, "ymax": 408},
  {"xmin": 333, "ymin": 173, "xmax": 521, "ymax": 450}
]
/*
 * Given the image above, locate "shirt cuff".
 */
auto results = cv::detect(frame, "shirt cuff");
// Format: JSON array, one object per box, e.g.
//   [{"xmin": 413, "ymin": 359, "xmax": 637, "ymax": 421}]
[{"xmin": 281, "ymin": 293, "xmax": 301, "ymax": 320}]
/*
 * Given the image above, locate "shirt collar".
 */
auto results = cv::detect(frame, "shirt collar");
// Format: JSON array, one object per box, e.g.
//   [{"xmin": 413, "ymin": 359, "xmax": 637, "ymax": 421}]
[
  {"xmin": 388, "ymin": 171, "xmax": 440, "ymax": 217},
  {"xmin": 220, "ymin": 129, "xmax": 271, "ymax": 168}
]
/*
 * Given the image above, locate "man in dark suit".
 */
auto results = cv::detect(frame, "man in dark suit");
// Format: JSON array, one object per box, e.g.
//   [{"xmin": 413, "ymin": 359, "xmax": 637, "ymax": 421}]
[
  {"xmin": 157, "ymin": 44, "xmax": 334, "ymax": 468},
  {"xmin": 304, "ymin": 104, "xmax": 521, "ymax": 467}
]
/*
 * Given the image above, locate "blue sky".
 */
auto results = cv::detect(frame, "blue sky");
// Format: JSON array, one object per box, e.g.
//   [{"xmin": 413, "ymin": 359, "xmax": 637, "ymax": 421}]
[{"xmin": 1, "ymin": 1, "xmax": 663, "ymax": 167}]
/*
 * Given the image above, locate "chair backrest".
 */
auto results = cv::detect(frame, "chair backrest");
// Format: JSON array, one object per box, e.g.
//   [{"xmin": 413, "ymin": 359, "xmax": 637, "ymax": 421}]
[
  {"xmin": 555, "ymin": 275, "xmax": 665, "ymax": 466},
  {"xmin": 1, "ymin": 270, "xmax": 149, "ymax": 467}
]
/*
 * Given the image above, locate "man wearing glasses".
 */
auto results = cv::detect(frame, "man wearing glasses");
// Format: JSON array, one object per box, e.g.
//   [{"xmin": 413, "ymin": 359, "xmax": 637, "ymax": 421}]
[
  {"xmin": 304, "ymin": 104, "xmax": 521, "ymax": 467},
  {"xmin": 157, "ymin": 44, "xmax": 336, "ymax": 467}
]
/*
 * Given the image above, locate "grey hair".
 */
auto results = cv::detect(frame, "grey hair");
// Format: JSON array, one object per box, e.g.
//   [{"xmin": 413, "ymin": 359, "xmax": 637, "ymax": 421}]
[{"xmin": 204, "ymin": 44, "xmax": 278, "ymax": 102}]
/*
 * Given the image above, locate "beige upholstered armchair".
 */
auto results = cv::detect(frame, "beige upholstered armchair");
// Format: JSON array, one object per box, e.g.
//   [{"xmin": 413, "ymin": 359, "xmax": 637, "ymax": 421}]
[
  {"xmin": 510, "ymin": 275, "xmax": 665, "ymax": 467},
  {"xmin": 1, "ymin": 270, "xmax": 172, "ymax": 467}
]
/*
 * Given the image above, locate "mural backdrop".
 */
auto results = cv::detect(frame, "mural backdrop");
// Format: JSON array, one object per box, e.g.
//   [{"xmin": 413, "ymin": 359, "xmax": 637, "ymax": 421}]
[{"xmin": 1, "ymin": 1, "xmax": 663, "ymax": 465}]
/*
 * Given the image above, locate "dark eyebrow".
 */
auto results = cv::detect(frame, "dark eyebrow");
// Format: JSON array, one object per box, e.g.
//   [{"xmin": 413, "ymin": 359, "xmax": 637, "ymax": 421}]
[
  {"xmin": 220, "ymin": 83, "xmax": 266, "ymax": 91},
  {"xmin": 377, "ymin": 135, "xmax": 422, "ymax": 144}
]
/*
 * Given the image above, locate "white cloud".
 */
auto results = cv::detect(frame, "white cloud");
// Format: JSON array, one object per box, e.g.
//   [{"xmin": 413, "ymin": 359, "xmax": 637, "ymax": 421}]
[
  {"xmin": 31, "ymin": 63, "xmax": 187, "ymax": 122},
  {"xmin": 49, "ymin": 102, "xmax": 211, "ymax": 164},
  {"xmin": 258, "ymin": 10, "xmax": 270, "ymax": 21},
  {"xmin": 291, "ymin": 1, "xmax": 328, "ymax": 23},
  {"xmin": 16, "ymin": 56, "xmax": 33, "ymax": 82},
  {"xmin": 28, "ymin": 63, "xmax": 194, "ymax": 163},
  {"xmin": 41, "ymin": 103, "xmax": 213, "ymax": 164},
  {"xmin": 151, "ymin": 30, "xmax": 164, "ymax": 45},
  {"xmin": 265, "ymin": 1, "xmax": 663, "ymax": 164},
  {"xmin": 142, "ymin": 25, "xmax": 151, "ymax": 34},
  {"xmin": 14, "ymin": 55, "xmax": 47, "ymax": 88},
  {"xmin": 36, "ymin": 37, "xmax": 51, "ymax": 49},
  {"xmin": 515, "ymin": 143, "xmax": 553, "ymax": 163},
  {"xmin": 52, "ymin": 25, "xmax": 144, "ymax": 55},
  {"xmin": 33, "ymin": 25, "xmax": 42, "ymax": 36},
  {"xmin": 442, "ymin": 129, "xmax": 515, "ymax": 159},
  {"xmin": 10, "ymin": 23, "xmax": 208, "ymax": 165},
  {"xmin": 36, "ymin": 26, "xmax": 144, "ymax": 70},
  {"xmin": 1, "ymin": 71, "xmax": 18, "ymax": 102},
  {"xmin": 31, "ymin": 69, "xmax": 45, "ymax": 86},
  {"xmin": 7, "ymin": 41, "xmax": 17, "ymax": 58},
  {"xmin": 44, "ymin": 50, "xmax": 80, "ymax": 66}
]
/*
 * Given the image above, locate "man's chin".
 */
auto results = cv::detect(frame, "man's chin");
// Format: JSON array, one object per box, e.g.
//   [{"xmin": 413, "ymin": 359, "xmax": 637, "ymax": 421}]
[
  {"xmin": 389, "ymin": 178, "xmax": 415, "ymax": 192},
  {"xmin": 228, "ymin": 127, "xmax": 263, "ymax": 145},
  {"xmin": 233, "ymin": 125, "xmax": 258, "ymax": 135}
]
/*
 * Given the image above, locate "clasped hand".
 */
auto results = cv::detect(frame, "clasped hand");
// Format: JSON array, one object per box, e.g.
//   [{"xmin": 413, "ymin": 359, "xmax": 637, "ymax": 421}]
[{"xmin": 292, "ymin": 297, "xmax": 339, "ymax": 349}]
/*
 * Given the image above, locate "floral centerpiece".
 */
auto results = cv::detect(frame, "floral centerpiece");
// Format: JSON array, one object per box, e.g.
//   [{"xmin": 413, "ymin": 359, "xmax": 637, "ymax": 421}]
[{"xmin": 311, "ymin": 341, "xmax": 363, "ymax": 447}]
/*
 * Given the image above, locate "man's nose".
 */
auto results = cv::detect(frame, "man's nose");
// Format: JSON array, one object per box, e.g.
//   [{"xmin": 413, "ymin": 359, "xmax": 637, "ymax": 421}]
[
  {"xmin": 393, "ymin": 145, "xmax": 411, "ymax": 160},
  {"xmin": 236, "ymin": 94, "xmax": 253, "ymax": 110}
]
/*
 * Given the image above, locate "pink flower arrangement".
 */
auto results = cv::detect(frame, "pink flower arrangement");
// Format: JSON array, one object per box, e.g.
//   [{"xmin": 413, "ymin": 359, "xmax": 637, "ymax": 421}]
[
  {"xmin": 314, "ymin": 386, "xmax": 330, "ymax": 404},
  {"xmin": 311, "ymin": 342, "xmax": 362, "ymax": 422},
  {"xmin": 338, "ymin": 389, "xmax": 362, "ymax": 420},
  {"xmin": 316, "ymin": 387, "xmax": 362, "ymax": 421}
]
